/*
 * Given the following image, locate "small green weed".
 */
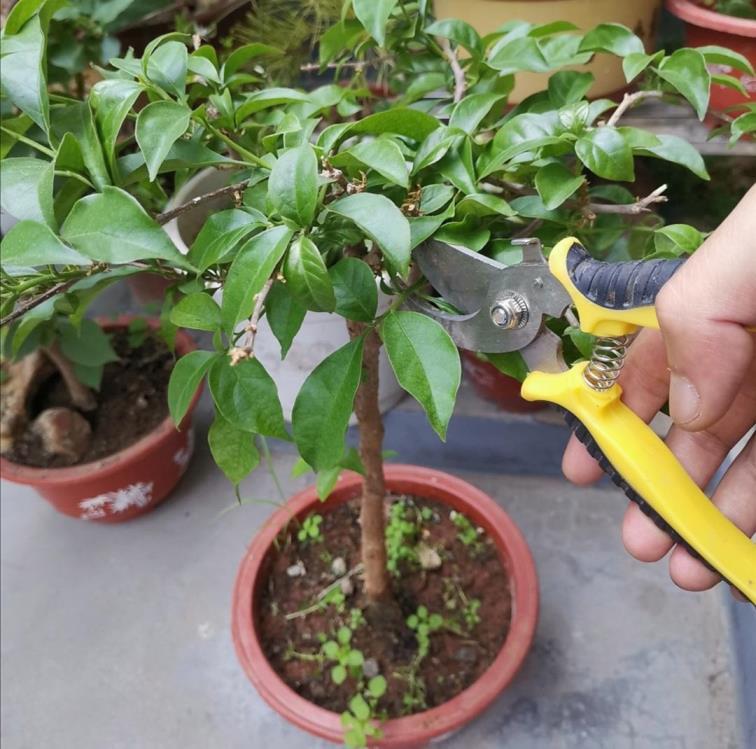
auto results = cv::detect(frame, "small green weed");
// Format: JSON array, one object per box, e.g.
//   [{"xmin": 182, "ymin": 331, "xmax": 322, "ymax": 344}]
[{"xmin": 297, "ymin": 513, "xmax": 323, "ymax": 544}]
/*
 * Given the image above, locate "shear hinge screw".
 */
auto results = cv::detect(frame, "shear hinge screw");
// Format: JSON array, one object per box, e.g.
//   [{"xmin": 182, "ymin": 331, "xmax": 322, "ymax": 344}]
[{"xmin": 490, "ymin": 294, "xmax": 529, "ymax": 330}]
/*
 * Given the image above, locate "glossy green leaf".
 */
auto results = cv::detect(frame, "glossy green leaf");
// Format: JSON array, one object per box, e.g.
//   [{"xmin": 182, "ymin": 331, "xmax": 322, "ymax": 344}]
[
  {"xmin": 622, "ymin": 51, "xmax": 663, "ymax": 83},
  {"xmin": 265, "ymin": 281, "xmax": 307, "ymax": 358},
  {"xmin": 353, "ymin": 0, "xmax": 398, "ymax": 45},
  {"xmin": 167, "ymin": 350, "xmax": 218, "ymax": 425},
  {"xmin": 534, "ymin": 162, "xmax": 585, "ymax": 209},
  {"xmin": 209, "ymin": 357, "xmax": 288, "ymax": 438},
  {"xmin": 0, "ymin": 158, "xmax": 55, "ymax": 228},
  {"xmin": 486, "ymin": 351, "xmax": 529, "ymax": 382},
  {"xmin": 268, "ymin": 144, "xmax": 318, "ymax": 226},
  {"xmin": 59, "ymin": 318, "xmax": 118, "ymax": 367},
  {"xmin": 52, "ymin": 102, "xmax": 111, "ymax": 191},
  {"xmin": 292, "ymin": 338, "xmax": 364, "ymax": 470},
  {"xmin": 449, "ymin": 93, "xmax": 506, "ymax": 134},
  {"xmin": 368, "ymin": 675, "xmax": 387, "ymax": 698},
  {"xmin": 187, "ymin": 209, "xmax": 263, "ymax": 272},
  {"xmin": 188, "ymin": 53, "xmax": 221, "ymax": 84},
  {"xmin": 731, "ymin": 112, "xmax": 756, "ymax": 143},
  {"xmin": 654, "ymin": 224, "xmax": 704, "ymax": 255},
  {"xmin": 1, "ymin": 220, "xmax": 90, "ymax": 266},
  {"xmin": 319, "ymin": 19, "xmax": 365, "ymax": 64},
  {"xmin": 487, "ymin": 37, "xmax": 549, "ymax": 75},
  {"xmin": 346, "ymin": 138, "xmax": 409, "ymax": 188},
  {"xmin": 284, "ymin": 236, "xmax": 336, "ymax": 312},
  {"xmin": 635, "ymin": 133, "xmax": 709, "ymax": 180},
  {"xmin": 223, "ymin": 42, "xmax": 280, "ymax": 79},
  {"xmin": 330, "ymin": 193, "xmax": 411, "ymax": 277},
  {"xmin": 412, "ymin": 127, "xmax": 460, "ymax": 174},
  {"xmin": 61, "ymin": 187, "xmax": 191, "ymax": 267},
  {"xmin": 548, "ymin": 71, "xmax": 594, "ymax": 105},
  {"xmin": 434, "ymin": 216, "xmax": 490, "ymax": 252},
  {"xmin": 349, "ymin": 695, "xmax": 370, "ymax": 722},
  {"xmin": 316, "ymin": 467, "xmax": 341, "ymax": 500},
  {"xmin": 146, "ymin": 40, "xmax": 188, "ymax": 97},
  {"xmin": 424, "ymin": 18, "xmax": 482, "ymax": 55},
  {"xmin": 208, "ymin": 415, "xmax": 259, "ymax": 485},
  {"xmin": 169, "ymin": 292, "xmax": 222, "ymax": 332},
  {"xmin": 437, "ymin": 137, "xmax": 476, "ymax": 194},
  {"xmin": 90, "ymin": 79, "xmax": 143, "ymax": 175},
  {"xmin": 409, "ymin": 203, "xmax": 455, "ymax": 249},
  {"xmin": 617, "ymin": 127, "xmax": 661, "ymax": 150},
  {"xmin": 348, "ymin": 107, "xmax": 440, "ymax": 141},
  {"xmin": 578, "ymin": 23, "xmax": 644, "ymax": 56},
  {"xmin": 329, "ymin": 257, "xmax": 378, "ymax": 322},
  {"xmin": 135, "ymin": 101, "xmax": 191, "ymax": 182},
  {"xmin": 381, "ymin": 311, "xmax": 461, "ymax": 439},
  {"xmin": 221, "ymin": 225, "xmax": 293, "ymax": 333},
  {"xmin": 420, "ymin": 184, "xmax": 455, "ymax": 214},
  {"xmin": 697, "ymin": 45, "xmax": 754, "ymax": 75},
  {"xmin": 0, "ymin": 15, "xmax": 48, "ymax": 131},
  {"xmin": 235, "ymin": 88, "xmax": 311, "ymax": 122},
  {"xmin": 455, "ymin": 193, "xmax": 515, "ymax": 218},
  {"xmin": 575, "ymin": 127, "xmax": 634, "ymax": 181},
  {"xmin": 658, "ymin": 49, "xmax": 711, "ymax": 120},
  {"xmin": 3, "ymin": 0, "xmax": 47, "ymax": 35}
]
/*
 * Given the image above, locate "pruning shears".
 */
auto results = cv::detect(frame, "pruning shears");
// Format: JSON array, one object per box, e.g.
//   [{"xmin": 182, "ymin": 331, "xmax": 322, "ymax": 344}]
[{"xmin": 410, "ymin": 236, "xmax": 756, "ymax": 603}]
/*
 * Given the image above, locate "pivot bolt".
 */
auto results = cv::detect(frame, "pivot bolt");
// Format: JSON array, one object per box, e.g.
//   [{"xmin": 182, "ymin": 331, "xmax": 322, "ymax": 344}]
[{"xmin": 490, "ymin": 294, "xmax": 529, "ymax": 330}]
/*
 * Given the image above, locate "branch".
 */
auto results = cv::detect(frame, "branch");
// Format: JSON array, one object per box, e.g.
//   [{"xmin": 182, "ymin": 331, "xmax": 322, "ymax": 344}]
[
  {"xmin": 230, "ymin": 277, "xmax": 276, "ymax": 364},
  {"xmin": 440, "ymin": 38, "xmax": 466, "ymax": 104},
  {"xmin": 606, "ymin": 90, "xmax": 664, "ymax": 128},
  {"xmin": 0, "ymin": 278, "xmax": 78, "ymax": 328},
  {"xmin": 284, "ymin": 563, "xmax": 364, "ymax": 621},
  {"xmin": 300, "ymin": 60, "xmax": 370, "ymax": 72},
  {"xmin": 586, "ymin": 184, "xmax": 668, "ymax": 217},
  {"xmin": 155, "ymin": 180, "xmax": 250, "ymax": 225}
]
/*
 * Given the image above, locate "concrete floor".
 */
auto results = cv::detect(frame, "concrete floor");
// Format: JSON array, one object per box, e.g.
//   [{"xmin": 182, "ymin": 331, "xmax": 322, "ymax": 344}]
[{"xmin": 1, "ymin": 379, "xmax": 748, "ymax": 749}]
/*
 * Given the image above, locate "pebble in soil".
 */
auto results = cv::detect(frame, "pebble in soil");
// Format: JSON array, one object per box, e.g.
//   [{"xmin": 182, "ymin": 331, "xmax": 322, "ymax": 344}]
[{"xmin": 258, "ymin": 496, "xmax": 513, "ymax": 719}]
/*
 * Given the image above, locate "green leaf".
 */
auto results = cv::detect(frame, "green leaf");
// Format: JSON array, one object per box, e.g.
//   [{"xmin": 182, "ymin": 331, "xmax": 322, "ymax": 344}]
[
  {"xmin": 265, "ymin": 282, "xmax": 307, "ymax": 358},
  {"xmin": 368, "ymin": 675, "xmax": 387, "ymax": 698},
  {"xmin": 565, "ymin": 326, "xmax": 595, "ymax": 360},
  {"xmin": 349, "ymin": 694, "xmax": 370, "ymax": 722},
  {"xmin": 208, "ymin": 357, "xmax": 288, "ymax": 438},
  {"xmin": 622, "ymin": 51, "xmax": 663, "ymax": 83},
  {"xmin": 3, "ymin": 0, "xmax": 46, "ymax": 35},
  {"xmin": 331, "ymin": 664, "xmax": 347, "ymax": 685},
  {"xmin": 284, "ymin": 236, "xmax": 336, "ymax": 312},
  {"xmin": 381, "ymin": 311, "xmax": 460, "ymax": 439},
  {"xmin": 268, "ymin": 144, "xmax": 318, "ymax": 227},
  {"xmin": 330, "ymin": 194, "xmax": 411, "ymax": 277},
  {"xmin": 223, "ymin": 42, "xmax": 280, "ymax": 80},
  {"xmin": 168, "ymin": 350, "xmax": 217, "ymax": 425},
  {"xmin": 731, "ymin": 112, "xmax": 756, "ymax": 143},
  {"xmin": 424, "ymin": 18, "xmax": 482, "ymax": 56},
  {"xmin": 292, "ymin": 338, "xmax": 364, "ymax": 470},
  {"xmin": 187, "ymin": 209, "xmax": 263, "ymax": 272},
  {"xmin": 316, "ymin": 467, "xmax": 341, "ymax": 500},
  {"xmin": 437, "ymin": 137, "xmax": 476, "ymax": 195},
  {"xmin": 617, "ymin": 127, "xmax": 661, "ymax": 150},
  {"xmin": 146, "ymin": 40, "xmax": 188, "ymax": 97},
  {"xmin": 59, "ymin": 319, "xmax": 119, "ymax": 367},
  {"xmin": 635, "ymin": 133, "xmax": 709, "ymax": 180},
  {"xmin": 579, "ymin": 23, "xmax": 644, "ymax": 56},
  {"xmin": 90, "ymin": 79, "xmax": 143, "ymax": 175},
  {"xmin": 353, "ymin": 0, "xmax": 398, "ymax": 45},
  {"xmin": 135, "ymin": 101, "xmax": 191, "ymax": 182},
  {"xmin": 188, "ymin": 53, "xmax": 221, "ymax": 84},
  {"xmin": 535, "ymin": 162, "xmax": 585, "ymax": 209},
  {"xmin": 420, "ymin": 184, "xmax": 455, "ymax": 214},
  {"xmin": 235, "ymin": 88, "xmax": 311, "ymax": 122},
  {"xmin": 329, "ymin": 257, "xmax": 378, "ymax": 322},
  {"xmin": 487, "ymin": 36, "xmax": 549, "ymax": 75},
  {"xmin": 0, "ymin": 15, "xmax": 48, "ymax": 132},
  {"xmin": 71, "ymin": 362, "xmax": 104, "ymax": 391},
  {"xmin": 449, "ymin": 93, "xmax": 506, "ymax": 134},
  {"xmin": 208, "ymin": 415, "xmax": 259, "ymax": 485},
  {"xmin": 654, "ymin": 224, "xmax": 704, "ymax": 255},
  {"xmin": 412, "ymin": 127, "xmax": 460, "ymax": 174},
  {"xmin": 52, "ymin": 102, "xmax": 110, "ymax": 191},
  {"xmin": 697, "ymin": 45, "xmax": 754, "ymax": 75},
  {"xmin": 348, "ymin": 108, "xmax": 440, "ymax": 141},
  {"xmin": 0, "ymin": 113, "xmax": 32, "ymax": 159},
  {"xmin": 548, "ymin": 71, "xmax": 594, "ymax": 106},
  {"xmin": 1, "ymin": 220, "xmax": 90, "ymax": 266},
  {"xmin": 658, "ymin": 49, "xmax": 711, "ymax": 120},
  {"xmin": 319, "ymin": 20, "xmax": 365, "ymax": 65},
  {"xmin": 409, "ymin": 205, "xmax": 454, "ymax": 249},
  {"xmin": 486, "ymin": 351, "xmax": 529, "ymax": 382},
  {"xmin": 575, "ymin": 127, "xmax": 634, "ymax": 181},
  {"xmin": 169, "ymin": 292, "xmax": 221, "ymax": 332},
  {"xmin": 221, "ymin": 226, "xmax": 293, "ymax": 333},
  {"xmin": 323, "ymin": 640, "xmax": 340, "ymax": 659},
  {"xmin": 61, "ymin": 187, "xmax": 192, "ymax": 267},
  {"xmin": 455, "ymin": 193, "xmax": 515, "ymax": 218},
  {"xmin": 345, "ymin": 139, "xmax": 409, "ymax": 188},
  {"xmin": 435, "ymin": 217, "xmax": 490, "ymax": 252},
  {"xmin": 0, "ymin": 158, "xmax": 55, "ymax": 228}
]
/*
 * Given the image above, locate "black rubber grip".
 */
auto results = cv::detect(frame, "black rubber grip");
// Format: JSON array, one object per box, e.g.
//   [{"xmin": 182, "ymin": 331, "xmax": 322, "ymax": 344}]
[
  {"xmin": 561, "ymin": 409, "xmax": 724, "ymax": 581},
  {"xmin": 566, "ymin": 242, "xmax": 685, "ymax": 310}
]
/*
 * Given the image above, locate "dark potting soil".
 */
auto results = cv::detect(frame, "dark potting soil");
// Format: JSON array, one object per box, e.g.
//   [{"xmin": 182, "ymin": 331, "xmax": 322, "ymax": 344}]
[
  {"xmin": 7, "ymin": 330, "xmax": 173, "ymax": 468},
  {"xmin": 259, "ymin": 497, "xmax": 513, "ymax": 719}
]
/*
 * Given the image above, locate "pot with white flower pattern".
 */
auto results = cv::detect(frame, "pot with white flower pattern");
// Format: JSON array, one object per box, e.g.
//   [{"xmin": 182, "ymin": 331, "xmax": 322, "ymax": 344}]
[{"xmin": 0, "ymin": 318, "xmax": 201, "ymax": 522}]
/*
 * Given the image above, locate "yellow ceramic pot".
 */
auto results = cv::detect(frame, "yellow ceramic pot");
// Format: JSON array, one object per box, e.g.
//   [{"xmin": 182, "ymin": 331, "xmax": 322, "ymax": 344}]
[{"xmin": 433, "ymin": 0, "xmax": 662, "ymax": 101}]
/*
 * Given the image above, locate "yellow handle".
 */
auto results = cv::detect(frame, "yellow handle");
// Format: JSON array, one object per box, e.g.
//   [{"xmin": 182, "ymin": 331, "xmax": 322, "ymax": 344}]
[{"xmin": 522, "ymin": 364, "xmax": 756, "ymax": 603}]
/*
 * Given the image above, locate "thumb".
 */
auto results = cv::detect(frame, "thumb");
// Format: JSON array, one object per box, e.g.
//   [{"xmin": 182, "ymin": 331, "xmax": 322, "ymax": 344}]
[{"xmin": 655, "ymin": 187, "xmax": 756, "ymax": 431}]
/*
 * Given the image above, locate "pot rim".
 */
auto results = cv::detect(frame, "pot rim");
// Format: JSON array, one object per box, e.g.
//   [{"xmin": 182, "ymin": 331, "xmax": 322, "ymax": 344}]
[
  {"xmin": 666, "ymin": 0, "xmax": 756, "ymax": 36},
  {"xmin": 232, "ymin": 464, "xmax": 539, "ymax": 746},
  {"xmin": 0, "ymin": 315, "xmax": 200, "ymax": 486}
]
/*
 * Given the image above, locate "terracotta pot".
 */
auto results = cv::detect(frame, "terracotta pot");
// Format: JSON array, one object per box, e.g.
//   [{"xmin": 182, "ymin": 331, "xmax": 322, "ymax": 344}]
[
  {"xmin": 433, "ymin": 0, "xmax": 662, "ymax": 102},
  {"xmin": 462, "ymin": 351, "xmax": 546, "ymax": 414},
  {"xmin": 232, "ymin": 465, "xmax": 539, "ymax": 748},
  {"xmin": 0, "ymin": 317, "xmax": 201, "ymax": 523},
  {"xmin": 666, "ymin": 0, "xmax": 756, "ymax": 112},
  {"xmin": 126, "ymin": 273, "xmax": 174, "ymax": 305}
]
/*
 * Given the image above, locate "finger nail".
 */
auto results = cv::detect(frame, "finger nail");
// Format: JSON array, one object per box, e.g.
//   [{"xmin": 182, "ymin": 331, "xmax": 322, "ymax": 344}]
[{"xmin": 669, "ymin": 374, "xmax": 700, "ymax": 425}]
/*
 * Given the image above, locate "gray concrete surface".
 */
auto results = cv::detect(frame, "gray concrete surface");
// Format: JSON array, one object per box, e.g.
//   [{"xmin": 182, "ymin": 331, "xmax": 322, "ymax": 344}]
[{"xmin": 1, "ymin": 386, "xmax": 745, "ymax": 749}]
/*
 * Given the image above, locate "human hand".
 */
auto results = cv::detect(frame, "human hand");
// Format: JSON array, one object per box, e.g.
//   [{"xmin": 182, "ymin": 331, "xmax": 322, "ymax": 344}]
[{"xmin": 562, "ymin": 186, "xmax": 756, "ymax": 593}]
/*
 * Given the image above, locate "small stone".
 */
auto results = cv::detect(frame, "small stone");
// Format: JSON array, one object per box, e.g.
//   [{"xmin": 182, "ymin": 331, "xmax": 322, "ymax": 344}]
[
  {"xmin": 135, "ymin": 394, "xmax": 149, "ymax": 409},
  {"xmin": 286, "ymin": 560, "xmax": 306, "ymax": 578},
  {"xmin": 362, "ymin": 658, "xmax": 380, "ymax": 678},
  {"xmin": 32, "ymin": 407, "xmax": 91, "ymax": 462},
  {"xmin": 453, "ymin": 645, "xmax": 478, "ymax": 664},
  {"xmin": 417, "ymin": 542, "xmax": 442, "ymax": 570},
  {"xmin": 331, "ymin": 556, "xmax": 347, "ymax": 577},
  {"xmin": 339, "ymin": 576, "xmax": 354, "ymax": 596}
]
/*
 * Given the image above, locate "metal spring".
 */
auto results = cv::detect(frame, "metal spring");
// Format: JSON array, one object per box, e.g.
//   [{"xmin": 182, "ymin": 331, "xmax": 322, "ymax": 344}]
[{"xmin": 583, "ymin": 336, "xmax": 631, "ymax": 391}]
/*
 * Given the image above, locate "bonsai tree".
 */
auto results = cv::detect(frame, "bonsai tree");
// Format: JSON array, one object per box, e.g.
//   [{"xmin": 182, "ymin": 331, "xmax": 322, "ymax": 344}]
[{"xmin": 2, "ymin": 0, "xmax": 755, "ymax": 733}]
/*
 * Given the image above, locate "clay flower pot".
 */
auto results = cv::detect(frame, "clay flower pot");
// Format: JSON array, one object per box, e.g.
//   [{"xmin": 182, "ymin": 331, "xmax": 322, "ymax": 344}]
[
  {"xmin": 667, "ymin": 0, "xmax": 756, "ymax": 111},
  {"xmin": 0, "ymin": 317, "xmax": 201, "ymax": 523},
  {"xmin": 462, "ymin": 351, "xmax": 546, "ymax": 414},
  {"xmin": 232, "ymin": 465, "xmax": 539, "ymax": 748}
]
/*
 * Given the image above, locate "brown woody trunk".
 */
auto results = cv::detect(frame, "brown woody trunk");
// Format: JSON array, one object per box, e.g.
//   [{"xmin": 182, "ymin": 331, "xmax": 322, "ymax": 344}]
[{"xmin": 347, "ymin": 321, "xmax": 391, "ymax": 603}]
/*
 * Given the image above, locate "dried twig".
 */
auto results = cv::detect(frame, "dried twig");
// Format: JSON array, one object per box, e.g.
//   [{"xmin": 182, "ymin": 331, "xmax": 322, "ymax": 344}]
[
  {"xmin": 440, "ymin": 38, "xmax": 466, "ymax": 104},
  {"xmin": 300, "ymin": 60, "xmax": 371, "ymax": 72},
  {"xmin": 0, "ymin": 278, "xmax": 78, "ymax": 328},
  {"xmin": 513, "ymin": 219, "xmax": 543, "ymax": 239},
  {"xmin": 586, "ymin": 184, "xmax": 668, "ymax": 217},
  {"xmin": 284, "ymin": 563, "xmax": 365, "ymax": 621},
  {"xmin": 606, "ymin": 90, "xmax": 664, "ymax": 128},
  {"xmin": 155, "ymin": 179, "xmax": 250, "ymax": 225}
]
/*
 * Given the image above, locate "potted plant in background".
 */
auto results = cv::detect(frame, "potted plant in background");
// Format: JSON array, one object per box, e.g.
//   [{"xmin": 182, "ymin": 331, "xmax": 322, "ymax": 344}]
[
  {"xmin": 667, "ymin": 0, "xmax": 756, "ymax": 112},
  {"xmin": 1, "ymin": 0, "xmax": 754, "ymax": 745}
]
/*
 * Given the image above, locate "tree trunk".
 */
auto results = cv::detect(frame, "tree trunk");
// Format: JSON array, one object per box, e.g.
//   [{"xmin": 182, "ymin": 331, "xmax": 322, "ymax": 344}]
[{"xmin": 347, "ymin": 321, "xmax": 391, "ymax": 603}]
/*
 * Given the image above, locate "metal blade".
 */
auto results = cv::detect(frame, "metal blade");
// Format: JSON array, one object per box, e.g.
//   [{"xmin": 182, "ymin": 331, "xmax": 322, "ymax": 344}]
[{"xmin": 520, "ymin": 328, "xmax": 567, "ymax": 374}]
